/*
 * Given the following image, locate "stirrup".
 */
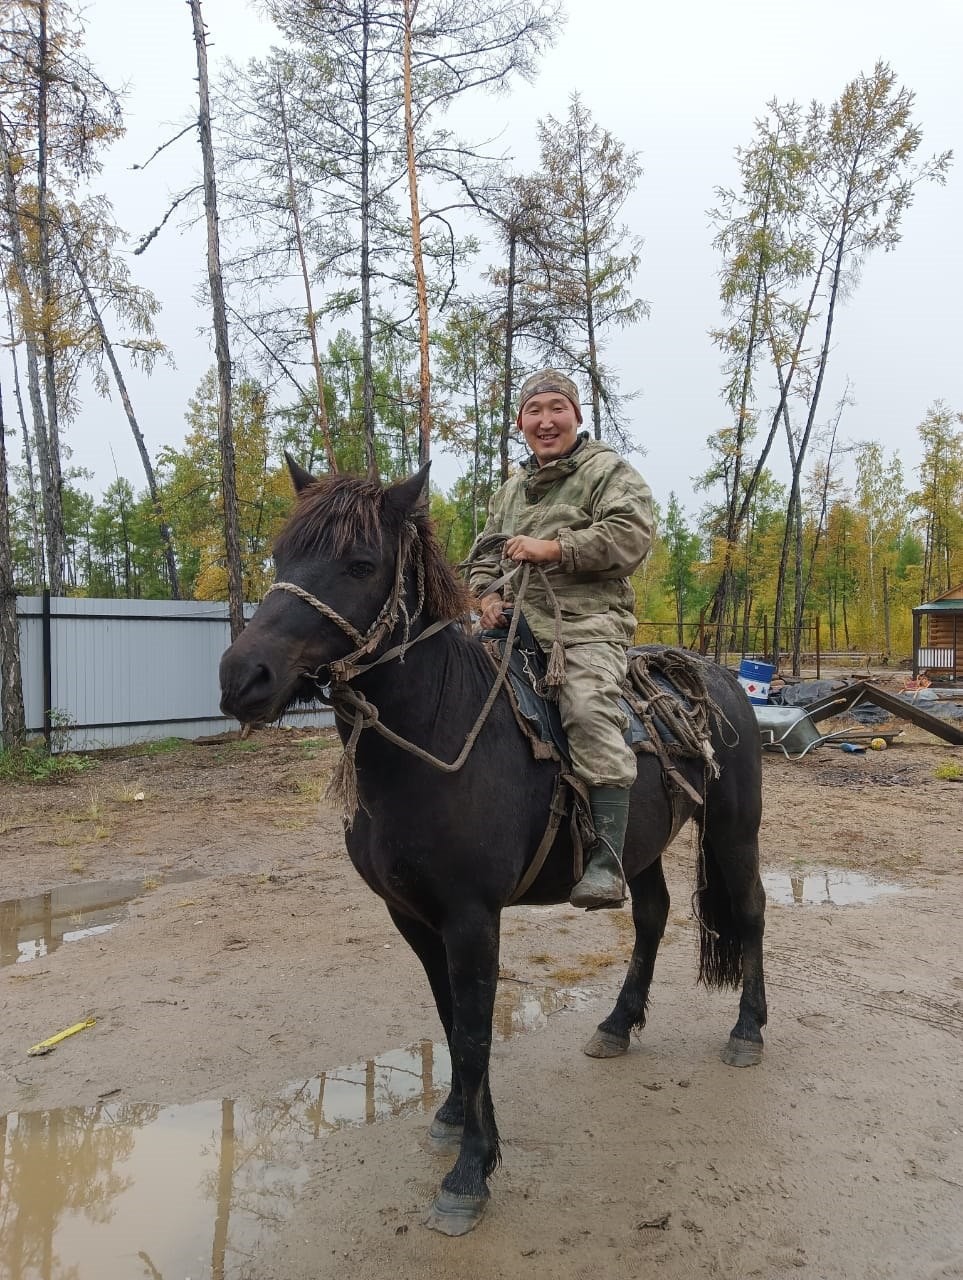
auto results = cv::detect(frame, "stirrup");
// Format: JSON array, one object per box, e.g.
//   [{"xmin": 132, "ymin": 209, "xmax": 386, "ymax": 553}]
[{"xmin": 569, "ymin": 839, "xmax": 626, "ymax": 910}]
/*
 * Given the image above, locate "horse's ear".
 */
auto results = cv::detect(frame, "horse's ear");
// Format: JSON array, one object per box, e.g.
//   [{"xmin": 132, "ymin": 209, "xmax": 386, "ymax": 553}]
[
  {"xmin": 387, "ymin": 462, "xmax": 431, "ymax": 517},
  {"xmin": 285, "ymin": 451, "xmax": 317, "ymax": 493}
]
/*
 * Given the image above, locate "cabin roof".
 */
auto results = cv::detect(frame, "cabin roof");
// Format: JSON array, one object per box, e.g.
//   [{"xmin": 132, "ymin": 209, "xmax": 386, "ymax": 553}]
[{"xmin": 914, "ymin": 583, "xmax": 963, "ymax": 614}]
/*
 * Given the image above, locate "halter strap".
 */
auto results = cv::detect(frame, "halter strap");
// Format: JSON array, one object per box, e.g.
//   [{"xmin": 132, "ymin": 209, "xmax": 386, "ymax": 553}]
[{"xmin": 264, "ymin": 519, "xmax": 422, "ymax": 680}]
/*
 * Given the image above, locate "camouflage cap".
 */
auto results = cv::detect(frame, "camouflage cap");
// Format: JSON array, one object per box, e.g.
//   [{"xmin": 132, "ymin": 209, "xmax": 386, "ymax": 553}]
[{"xmin": 516, "ymin": 368, "xmax": 583, "ymax": 424}]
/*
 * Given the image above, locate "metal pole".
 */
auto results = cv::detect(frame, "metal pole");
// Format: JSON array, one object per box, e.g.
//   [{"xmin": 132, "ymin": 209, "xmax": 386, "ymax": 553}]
[{"xmin": 42, "ymin": 587, "xmax": 52, "ymax": 750}]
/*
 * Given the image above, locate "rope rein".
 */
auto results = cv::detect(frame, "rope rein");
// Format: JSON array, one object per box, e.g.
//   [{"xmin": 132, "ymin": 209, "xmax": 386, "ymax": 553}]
[{"xmin": 265, "ymin": 527, "xmax": 551, "ymax": 824}]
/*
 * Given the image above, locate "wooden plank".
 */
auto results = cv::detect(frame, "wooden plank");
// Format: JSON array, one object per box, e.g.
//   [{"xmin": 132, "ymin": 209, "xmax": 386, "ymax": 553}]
[{"xmin": 806, "ymin": 680, "xmax": 963, "ymax": 745}]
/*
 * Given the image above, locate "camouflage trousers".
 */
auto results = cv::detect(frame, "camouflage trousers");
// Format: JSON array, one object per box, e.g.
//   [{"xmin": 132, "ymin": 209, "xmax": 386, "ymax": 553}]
[{"xmin": 556, "ymin": 641, "xmax": 637, "ymax": 789}]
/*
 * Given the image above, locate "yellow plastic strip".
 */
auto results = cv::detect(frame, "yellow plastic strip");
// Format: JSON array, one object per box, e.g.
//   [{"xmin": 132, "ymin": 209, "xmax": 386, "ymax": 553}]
[{"xmin": 27, "ymin": 1016, "xmax": 96, "ymax": 1057}]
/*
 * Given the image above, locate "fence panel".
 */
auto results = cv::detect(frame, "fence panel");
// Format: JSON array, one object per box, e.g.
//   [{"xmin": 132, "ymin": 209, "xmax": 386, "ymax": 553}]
[{"xmin": 7, "ymin": 597, "xmax": 333, "ymax": 752}]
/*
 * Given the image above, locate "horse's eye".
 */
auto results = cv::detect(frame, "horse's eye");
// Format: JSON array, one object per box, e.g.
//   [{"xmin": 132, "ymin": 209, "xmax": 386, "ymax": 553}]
[{"xmin": 347, "ymin": 561, "xmax": 375, "ymax": 579}]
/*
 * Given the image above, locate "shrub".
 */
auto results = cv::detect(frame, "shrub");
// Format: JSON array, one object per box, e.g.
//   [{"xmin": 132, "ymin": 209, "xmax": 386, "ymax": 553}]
[{"xmin": 0, "ymin": 744, "xmax": 96, "ymax": 783}]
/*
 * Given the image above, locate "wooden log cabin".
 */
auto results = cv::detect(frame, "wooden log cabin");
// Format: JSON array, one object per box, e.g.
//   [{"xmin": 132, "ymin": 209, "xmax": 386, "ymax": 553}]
[{"xmin": 913, "ymin": 584, "xmax": 963, "ymax": 681}]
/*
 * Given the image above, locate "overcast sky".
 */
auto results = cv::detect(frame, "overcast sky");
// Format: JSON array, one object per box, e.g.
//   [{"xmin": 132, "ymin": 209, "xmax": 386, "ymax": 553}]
[{"xmin": 51, "ymin": 0, "xmax": 963, "ymax": 515}]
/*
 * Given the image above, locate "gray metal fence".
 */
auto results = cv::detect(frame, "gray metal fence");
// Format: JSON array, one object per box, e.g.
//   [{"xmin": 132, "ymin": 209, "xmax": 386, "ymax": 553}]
[{"xmin": 5, "ymin": 594, "xmax": 332, "ymax": 752}]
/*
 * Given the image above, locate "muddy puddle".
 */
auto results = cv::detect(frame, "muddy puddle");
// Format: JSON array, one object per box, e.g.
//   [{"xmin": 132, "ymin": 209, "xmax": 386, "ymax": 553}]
[
  {"xmin": 763, "ymin": 868, "xmax": 903, "ymax": 906},
  {"xmin": 0, "ymin": 982, "xmax": 594, "ymax": 1279},
  {"xmin": 0, "ymin": 873, "xmax": 205, "ymax": 968}
]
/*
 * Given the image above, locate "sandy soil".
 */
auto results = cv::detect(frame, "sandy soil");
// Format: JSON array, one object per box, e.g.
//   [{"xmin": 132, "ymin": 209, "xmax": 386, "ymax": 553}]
[{"xmin": 1, "ymin": 707, "xmax": 962, "ymax": 1280}]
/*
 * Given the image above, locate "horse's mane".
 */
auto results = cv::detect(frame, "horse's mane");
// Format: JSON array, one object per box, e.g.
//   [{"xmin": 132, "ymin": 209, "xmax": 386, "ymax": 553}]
[{"xmin": 273, "ymin": 472, "xmax": 471, "ymax": 623}]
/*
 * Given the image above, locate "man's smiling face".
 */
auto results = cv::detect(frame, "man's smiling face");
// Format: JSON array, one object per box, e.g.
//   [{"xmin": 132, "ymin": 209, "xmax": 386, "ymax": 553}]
[{"xmin": 519, "ymin": 393, "xmax": 581, "ymax": 466}]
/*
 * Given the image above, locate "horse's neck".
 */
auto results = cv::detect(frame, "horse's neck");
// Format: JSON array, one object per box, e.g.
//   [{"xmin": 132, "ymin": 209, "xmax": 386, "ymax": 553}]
[{"xmin": 353, "ymin": 622, "xmax": 488, "ymax": 736}]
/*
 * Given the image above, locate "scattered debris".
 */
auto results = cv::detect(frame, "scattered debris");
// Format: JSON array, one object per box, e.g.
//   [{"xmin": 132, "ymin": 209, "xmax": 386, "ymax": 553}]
[
  {"xmin": 636, "ymin": 1212, "xmax": 671, "ymax": 1230},
  {"xmin": 27, "ymin": 1015, "xmax": 96, "ymax": 1056},
  {"xmin": 805, "ymin": 682, "xmax": 963, "ymax": 746}
]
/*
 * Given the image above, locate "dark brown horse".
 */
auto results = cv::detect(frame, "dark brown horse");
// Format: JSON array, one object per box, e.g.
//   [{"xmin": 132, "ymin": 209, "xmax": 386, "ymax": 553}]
[{"xmin": 219, "ymin": 461, "xmax": 768, "ymax": 1235}]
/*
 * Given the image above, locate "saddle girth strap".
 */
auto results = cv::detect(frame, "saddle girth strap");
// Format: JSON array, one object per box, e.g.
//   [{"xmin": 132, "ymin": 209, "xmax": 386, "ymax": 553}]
[
  {"xmin": 507, "ymin": 771, "xmax": 590, "ymax": 906},
  {"xmin": 507, "ymin": 772, "xmax": 569, "ymax": 905}
]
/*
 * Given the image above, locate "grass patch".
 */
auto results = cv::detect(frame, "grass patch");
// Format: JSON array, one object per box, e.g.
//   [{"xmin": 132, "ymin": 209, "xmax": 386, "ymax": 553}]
[
  {"xmin": 120, "ymin": 737, "xmax": 184, "ymax": 759},
  {"xmin": 291, "ymin": 775, "xmax": 325, "ymax": 803},
  {"xmin": 0, "ymin": 744, "xmax": 96, "ymax": 783},
  {"xmin": 577, "ymin": 950, "xmax": 618, "ymax": 973},
  {"xmin": 548, "ymin": 965, "xmax": 587, "ymax": 985},
  {"xmin": 67, "ymin": 789, "xmax": 106, "ymax": 824},
  {"xmin": 933, "ymin": 761, "xmax": 963, "ymax": 782},
  {"xmin": 528, "ymin": 952, "xmax": 553, "ymax": 966}
]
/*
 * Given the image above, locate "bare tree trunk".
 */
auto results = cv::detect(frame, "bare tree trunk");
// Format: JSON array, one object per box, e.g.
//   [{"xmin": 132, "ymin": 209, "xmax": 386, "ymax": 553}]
[
  {"xmin": 276, "ymin": 73, "xmax": 337, "ymax": 473},
  {"xmin": 710, "ymin": 179, "xmax": 773, "ymax": 660},
  {"xmin": 358, "ymin": 0, "xmax": 378, "ymax": 478},
  {"xmin": 0, "ymin": 124, "xmax": 62, "ymax": 592},
  {"xmin": 770, "ymin": 379, "xmax": 798, "ymax": 673},
  {"xmin": 470, "ymin": 344, "xmax": 481, "ymax": 540},
  {"xmin": 190, "ymin": 0, "xmax": 244, "ymax": 639},
  {"xmin": 0, "ymin": 385, "xmax": 27, "ymax": 748},
  {"xmin": 791, "ymin": 475, "xmax": 804, "ymax": 673},
  {"xmin": 402, "ymin": 0, "xmax": 432, "ymax": 468},
  {"xmin": 60, "ymin": 231, "xmax": 181, "ymax": 598},
  {"xmin": 35, "ymin": 0, "xmax": 65, "ymax": 595},
  {"xmin": 3, "ymin": 287, "xmax": 44, "ymax": 588},
  {"xmin": 706, "ymin": 255, "xmax": 830, "ymax": 644},
  {"xmin": 574, "ymin": 123, "xmax": 601, "ymax": 440},
  {"xmin": 499, "ymin": 226, "xmax": 517, "ymax": 483}
]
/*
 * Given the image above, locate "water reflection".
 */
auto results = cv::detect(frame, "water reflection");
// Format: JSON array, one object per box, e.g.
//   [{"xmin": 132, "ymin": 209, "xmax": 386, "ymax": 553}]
[
  {"xmin": 763, "ymin": 869, "xmax": 903, "ymax": 906},
  {"xmin": 0, "ymin": 874, "xmax": 205, "ymax": 969},
  {"xmin": 0, "ymin": 981, "xmax": 590, "ymax": 1279}
]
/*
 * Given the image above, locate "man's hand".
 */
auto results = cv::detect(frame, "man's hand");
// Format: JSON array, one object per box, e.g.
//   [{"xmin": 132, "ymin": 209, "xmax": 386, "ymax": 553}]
[
  {"xmin": 504, "ymin": 535, "xmax": 562, "ymax": 565},
  {"xmin": 478, "ymin": 593, "xmax": 507, "ymax": 629}
]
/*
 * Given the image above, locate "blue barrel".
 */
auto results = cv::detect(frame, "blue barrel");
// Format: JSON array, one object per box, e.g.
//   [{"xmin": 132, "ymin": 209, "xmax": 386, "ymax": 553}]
[{"xmin": 738, "ymin": 659, "xmax": 775, "ymax": 705}]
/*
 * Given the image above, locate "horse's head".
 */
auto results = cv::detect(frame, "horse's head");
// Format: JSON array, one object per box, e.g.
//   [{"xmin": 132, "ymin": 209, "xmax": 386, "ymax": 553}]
[{"xmin": 219, "ymin": 458, "xmax": 435, "ymax": 725}]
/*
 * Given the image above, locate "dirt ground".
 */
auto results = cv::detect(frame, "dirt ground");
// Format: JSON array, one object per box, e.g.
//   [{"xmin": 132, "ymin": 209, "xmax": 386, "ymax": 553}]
[{"xmin": 1, "ymin": 700, "xmax": 962, "ymax": 1280}]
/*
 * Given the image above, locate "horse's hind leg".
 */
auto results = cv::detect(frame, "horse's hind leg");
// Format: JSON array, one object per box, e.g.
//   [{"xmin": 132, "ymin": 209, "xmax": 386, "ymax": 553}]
[
  {"xmin": 386, "ymin": 907, "xmax": 463, "ymax": 1145},
  {"xmin": 584, "ymin": 857, "xmax": 670, "ymax": 1058},
  {"xmin": 697, "ymin": 815, "xmax": 768, "ymax": 1067}
]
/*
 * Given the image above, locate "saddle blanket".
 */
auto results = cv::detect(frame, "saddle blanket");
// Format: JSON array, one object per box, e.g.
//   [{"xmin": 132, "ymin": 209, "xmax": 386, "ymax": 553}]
[{"xmin": 482, "ymin": 627, "xmax": 690, "ymax": 766}]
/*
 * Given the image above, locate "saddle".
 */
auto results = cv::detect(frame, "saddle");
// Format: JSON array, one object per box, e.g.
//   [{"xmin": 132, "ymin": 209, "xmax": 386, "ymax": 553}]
[
  {"xmin": 479, "ymin": 617, "xmax": 718, "ymax": 808},
  {"xmin": 478, "ymin": 618, "xmax": 722, "ymax": 904}
]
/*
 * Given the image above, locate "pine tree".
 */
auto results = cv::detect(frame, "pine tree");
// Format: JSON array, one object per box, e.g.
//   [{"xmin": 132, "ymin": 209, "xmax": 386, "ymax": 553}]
[{"xmin": 534, "ymin": 95, "xmax": 648, "ymax": 443}]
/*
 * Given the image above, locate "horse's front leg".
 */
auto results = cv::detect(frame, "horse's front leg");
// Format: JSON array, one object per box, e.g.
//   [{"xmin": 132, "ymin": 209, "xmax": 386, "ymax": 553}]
[
  {"xmin": 386, "ymin": 906, "xmax": 464, "ymax": 1143},
  {"xmin": 424, "ymin": 906, "xmax": 501, "ymax": 1236}
]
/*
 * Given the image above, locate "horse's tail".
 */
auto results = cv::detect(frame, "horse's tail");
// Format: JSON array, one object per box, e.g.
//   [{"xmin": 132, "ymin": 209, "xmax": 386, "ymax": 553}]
[{"xmin": 693, "ymin": 840, "xmax": 743, "ymax": 989}]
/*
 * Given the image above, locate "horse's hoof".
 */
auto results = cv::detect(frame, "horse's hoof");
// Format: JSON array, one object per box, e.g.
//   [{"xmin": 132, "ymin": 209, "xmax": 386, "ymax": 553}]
[
  {"xmin": 583, "ymin": 1029, "xmax": 630, "ymax": 1058},
  {"xmin": 423, "ymin": 1189, "xmax": 489, "ymax": 1236},
  {"xmin": 722, "ymin": 1036, "xmax": 763, "ymax": 1067},
  {"xmin": 427, "ymin": 1117, "xmax": 464, "ymax": 1151}
]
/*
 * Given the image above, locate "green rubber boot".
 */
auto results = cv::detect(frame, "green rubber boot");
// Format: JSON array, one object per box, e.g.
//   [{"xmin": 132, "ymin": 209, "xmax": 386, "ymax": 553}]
[{"xmin": 569, "ymin": 786, "xmax": 630, "ymax": 910}]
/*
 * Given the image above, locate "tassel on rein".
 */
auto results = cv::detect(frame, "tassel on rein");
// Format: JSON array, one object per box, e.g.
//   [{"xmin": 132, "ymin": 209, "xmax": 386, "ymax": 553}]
[
  {"xmin": 538, "ymin": 564, "xmax": 567, "ymax": 689},
  {"xmin": 325, "ymin": 704, "xmax": 364, "ymax": 827}
]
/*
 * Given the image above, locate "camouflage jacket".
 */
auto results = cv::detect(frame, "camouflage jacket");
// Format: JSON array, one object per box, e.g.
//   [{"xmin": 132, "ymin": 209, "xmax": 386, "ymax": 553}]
[{"xmin": 468, "ymin": 435, "xmax": 655, "ymax": 647}]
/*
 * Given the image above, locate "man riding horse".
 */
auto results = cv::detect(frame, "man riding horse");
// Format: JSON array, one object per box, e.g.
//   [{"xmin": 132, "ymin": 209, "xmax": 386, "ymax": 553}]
[{"xmin": 468, "ymin": 369, "xmax": 655, "ymax": 910}]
